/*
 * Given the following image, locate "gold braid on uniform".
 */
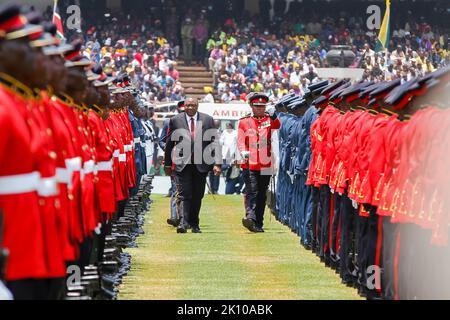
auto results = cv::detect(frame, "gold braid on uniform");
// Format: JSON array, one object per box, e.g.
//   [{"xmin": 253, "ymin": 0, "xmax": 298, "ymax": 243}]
[{"xmin": 0, "ymin": 72, "xmax": 33, "ymax": 99}]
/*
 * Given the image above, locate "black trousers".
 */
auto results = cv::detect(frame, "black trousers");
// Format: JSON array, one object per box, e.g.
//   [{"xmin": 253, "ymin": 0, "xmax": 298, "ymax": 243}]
[
  {"xmin": 365, "ymin": 206, "xmax": 383, "ymax": 299},
  {"xmin": 7, "ymin": 278, "xmax": 65, "ymax": 300},
  {"xmin": 176, "ymin": 164, "xmax": 207, "ymax": 228},
  {"xmin": 242, "ymin": 169, "xmax": 271, "ymax": 228},
  {"xmin": 381, "ymin": 216, "xmax": 397, "ymax": 300},
  {"xmin": 339, "ymin": 193, "xmax": 357, "ymax": 283},
  {"xmin": 311, "ymin": 187, "xmax": 320, "ymax": 250},
  {"xmin": 356, "ymin": 213, "xmax": 369, "ymax": 289},
  {"xmin": 319, "ymin": 185, "xmax": 332, "ymax": 259},
  {"xmin": 331, "ymin": 192, "xmax": 342, "ymax": 260}
]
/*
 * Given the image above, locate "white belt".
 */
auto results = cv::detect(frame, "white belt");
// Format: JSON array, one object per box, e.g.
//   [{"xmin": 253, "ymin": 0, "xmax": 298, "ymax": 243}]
[
  {"xmin": 38, "ymin": 177, "xmax": 58, "ymax": 197},
  {"xmin": 0, "ymin": 172, "xmax": 40, "ymax": 195},
  {"xmin": 119, "ymin": 154, "xmax": 127, "ymax": 162},
  {"xmin": 125, "ymin": 144, "xmax": 133, "ymax": 152},
  {"xmin": 134, "ymin": 138, "xmax": 140, "ymax": 144},
  {"xmin": 56, "ymin": 168, "xmax": 71, "ymax": 184},
  {"xmin": 96, "ymin": 160, "xmax": 113, "ymax": 172},
  {"xmin": 83, "ymin": 160, "xmax": 96, "ymax": 174},
  {"xmin": 113, "ymin": 150, "xmax": 120, "ymax": 158},
  {"xmin": 66, "ymin": 157, "xmax": 82, "ymax": 171}
]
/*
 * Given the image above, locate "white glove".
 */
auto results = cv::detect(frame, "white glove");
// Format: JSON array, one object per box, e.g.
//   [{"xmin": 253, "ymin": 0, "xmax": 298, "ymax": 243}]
[
  {"xmin": 241, "ymin": 151, "xmax": 250, "ymax": 160},
  {"xmin": 267, "ymin": 106, "xmax": 276, "ymax": 118}
]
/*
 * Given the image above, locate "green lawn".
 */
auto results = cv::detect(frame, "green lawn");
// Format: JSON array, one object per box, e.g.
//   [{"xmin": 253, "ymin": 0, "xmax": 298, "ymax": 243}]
[{"xmin": 118, "ymin": 195, "xmax": 362, "ymax": 300}]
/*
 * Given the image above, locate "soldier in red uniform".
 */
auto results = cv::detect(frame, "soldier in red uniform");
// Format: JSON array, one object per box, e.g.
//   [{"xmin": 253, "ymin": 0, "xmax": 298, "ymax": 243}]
[
  {"xmin": 238, "ymin": 93, "xmax": 281, "ymax": 233},
  {"xmin": 0, "ymin": 6, "xmax": 49, "ymax": 298}
]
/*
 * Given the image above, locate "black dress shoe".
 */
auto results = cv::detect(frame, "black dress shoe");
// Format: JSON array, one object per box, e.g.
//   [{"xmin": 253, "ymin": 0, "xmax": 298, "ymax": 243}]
[
  {"xmin": 167, "ymin": 218, "xmax": 178, "ymax": 227},
  {"xmin": 191, "ymin": 227, "xmax": 202, "ymax": 233},
  {"xmin": 254, "ymin": 227, "xmax": 265, "ymax": 233},
  {"xmin": 242, "ymin": 218, "xmax": 256, "ymax": 232},
  {"xmin": 177, "ymin": 225, "xmax": 187, "ymax": 233}
]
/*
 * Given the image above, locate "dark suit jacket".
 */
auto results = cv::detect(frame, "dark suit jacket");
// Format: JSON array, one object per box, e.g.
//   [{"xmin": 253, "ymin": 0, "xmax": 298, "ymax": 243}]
[{"xmin": 164, "ymin": 112, "xmax": 222, "ymax": 173}]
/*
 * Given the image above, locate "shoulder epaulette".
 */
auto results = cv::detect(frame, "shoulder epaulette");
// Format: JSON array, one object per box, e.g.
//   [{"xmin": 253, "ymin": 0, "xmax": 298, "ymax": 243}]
[{"xmin": 240, "ymin": 113, "xmax": 252, "ymax": 120}]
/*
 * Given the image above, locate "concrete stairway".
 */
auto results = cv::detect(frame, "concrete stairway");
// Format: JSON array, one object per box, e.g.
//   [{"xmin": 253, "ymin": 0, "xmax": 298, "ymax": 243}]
[{"xmin": 176, "ymin": 60, "xmax": 214, "ymax": 100}]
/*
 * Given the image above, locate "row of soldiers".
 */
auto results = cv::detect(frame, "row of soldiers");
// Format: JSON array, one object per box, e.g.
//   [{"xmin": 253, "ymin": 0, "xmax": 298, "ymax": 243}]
[
  {"xmin": 273, "ymin": 65, "xmax": 450, "ymax": 300},
  {"xmin": 0, "ymin": 3, "xmax": 156, "ymax": 300}
]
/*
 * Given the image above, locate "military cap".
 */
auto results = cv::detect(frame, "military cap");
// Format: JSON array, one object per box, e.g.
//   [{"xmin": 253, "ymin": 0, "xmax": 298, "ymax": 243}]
[
  {"xmin": 384, "ymin": 79, "xmax": 421, "ymax": 109},
  {"xmin": 329, "ymin": 82, "xmax": 351, "ymax": 102},
  {"xmin": 418, "ymin": 65, "xmax": 450, "ymax": 85},
  {"xmin": 275, "ymin": 93, "xmax": 297, "ymax": 108},
  {"xmin": 177, "ymin": 100, "xmax": 186, "ymax": 111},
  {"xmin": 303, "ymin": 89, "xmax": 312, "ymax": 100},
  {"xmin": 86, "ymin": 70, "xmax": 101, "ymax": 82},
  {"xmin": 288, "ymin": 98, "xmax": 307, "ymax": 111},
  {"xmin": 308, "ymin": 80, "xmax": 329, "ymax": 97},
  {"xmin": 65, "ymin": 54, "xmax": 91, "ymax": 68},
  {"xmin": 313, "ymin": 95, "xmax": 329, "ymax": 108},
  {"xmin": 43, "ymin": 42, "xmax": 73, "ymax": 56},
  {"xmin": 248, "ymin": 93, "xmax": 269, "ymax": 106},
  {"xmin": 0, "ymin": 3, "xmax": 43, "ymax": 40},
  {"xmin": 91, "ymin": 64, "xmax": 115, "ymax": 87},
  {"xmin": 123, "ymin": 75, "xmax": 132, "ymax": 87},
  {"xmin": 286, "ymin": 97, "xmax": 304, "ymax": 107},
  {"xmin": 31, "ymin": 22, "xmax": 59, "ymax": 47},
  {"xmin": 369, "ymin": 79, "xmax": 401, "ymax": 99},
  {"xmin": 308, "ymin": 80, "xmax": 329, "ymax": 92},
  {"xmin": 339, "ymin": 82, "xmax": 373, "ymax": 102},
  {"xmin": 63, "ymin": 40, "xmax": 82, "ymax": 60},
  {"xmin": 358, "ymin": 82, "xmax": 383, "ymax": 101},
  {"xmin": 321, "ymin": 79, "xmax": 347, "ymax": 97}
]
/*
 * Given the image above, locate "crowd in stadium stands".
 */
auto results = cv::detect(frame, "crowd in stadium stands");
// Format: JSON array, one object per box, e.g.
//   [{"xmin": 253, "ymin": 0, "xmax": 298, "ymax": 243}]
[
  {"xmin": 205, "ymin": 14, "xmax": 449, "ymax": 102},
  {"xmin": 40, "ymin": 0, "xmax": 449, "ymax": 103}
]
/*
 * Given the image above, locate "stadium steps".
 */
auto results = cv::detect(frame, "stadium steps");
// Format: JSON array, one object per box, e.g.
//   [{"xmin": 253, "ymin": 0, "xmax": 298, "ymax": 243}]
[{"xmin": 176, "ymin": 60, "xmax": 215, "ymax": 100}]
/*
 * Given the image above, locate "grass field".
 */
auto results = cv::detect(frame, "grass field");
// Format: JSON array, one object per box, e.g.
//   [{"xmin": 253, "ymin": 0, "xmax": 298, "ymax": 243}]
[{"xmin": 118, "ymin": 194, "xmax": 362, "ymax": 300}]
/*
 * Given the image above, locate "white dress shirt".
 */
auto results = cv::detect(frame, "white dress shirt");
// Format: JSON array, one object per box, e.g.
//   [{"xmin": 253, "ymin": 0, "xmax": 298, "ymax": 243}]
[{"xmin": 185, "ymin": 112, "xmax": 199, "ymax": 133}]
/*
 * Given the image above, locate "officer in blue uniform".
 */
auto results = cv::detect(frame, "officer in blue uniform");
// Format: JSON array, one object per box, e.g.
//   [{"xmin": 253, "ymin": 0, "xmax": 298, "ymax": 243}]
[{"xmin": 160, "ymin": 100, "xmax": 185, "ymax": 227}]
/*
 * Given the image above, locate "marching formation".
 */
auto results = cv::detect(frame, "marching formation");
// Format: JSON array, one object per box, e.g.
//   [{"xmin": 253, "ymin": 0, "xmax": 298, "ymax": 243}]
[
  {"xmin": 0, "ymin": 3, "xmax": 156, "ymax": 300},
  {"xmin": 273, "ymin": 67, "xmax": 450, "ymax": 300}
]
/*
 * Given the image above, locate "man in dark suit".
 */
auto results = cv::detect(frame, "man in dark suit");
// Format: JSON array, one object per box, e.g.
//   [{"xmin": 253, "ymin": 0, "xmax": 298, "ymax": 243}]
[{"xmin": 164, "ymin": 97, "xmax": 222, "ymax": 234}]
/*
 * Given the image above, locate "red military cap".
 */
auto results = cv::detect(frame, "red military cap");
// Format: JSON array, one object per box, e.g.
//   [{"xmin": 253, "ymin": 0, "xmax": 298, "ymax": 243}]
[
  {"xmin": 0, "ymin": 3, "xmax": 43, "ymax": 41},
  {"xmin": 248, "ymin": 93, "xmax": 269, "ymax": 106}
]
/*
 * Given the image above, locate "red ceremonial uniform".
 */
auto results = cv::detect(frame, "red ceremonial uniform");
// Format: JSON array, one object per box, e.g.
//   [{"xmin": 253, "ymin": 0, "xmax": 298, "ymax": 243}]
[
  {"xmin": 0, "ymin": 76, "xmax": 47, "ymax": 281},
  {"xmin": 75, "ymin": 107, "xmax": 98, "ymax": 237},
  {"xmin": 106, "ymin": 112, "xmax": 129, "ymax": 200},
  {"xmin": 52, "ymin": 95, "xmax": 84, "ymax": 246},
  {"xmin": 237, "ymin": 115, "xmax": 281, "ymax": 171},
  {"xmin": 41, "ymin": 92, "xmax": 79, "ymax": 262},
  {"xmin": 30, "ymin": 93, "xmax": 66, "ymax": 278},
  {"xmin": 88, "ymin": 109, "xmax": 116, "ymax": 218}
]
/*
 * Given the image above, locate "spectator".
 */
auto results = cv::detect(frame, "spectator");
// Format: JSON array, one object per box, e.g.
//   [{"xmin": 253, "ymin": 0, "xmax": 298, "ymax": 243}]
[
  {"xmin": 181, "ymin": 17, "xmax": 194, "ymax": 66},
  {"xmin": 209, "ymin": 44, "xmax": 224, "ymax": 72},
  {"xmin": 193, "ymin": 17, "xmax": 209, "ymax": 66},
  {"xmin": 202, "ymin": 87, "xmax": 215, "ymax": 103},
  {"xmin": 166, "ymin": 64, "xmax": 179, "ymax": 81},
  {"xmin": 221, "ymin": 86, "xmax": 236, "ymax": 103}
]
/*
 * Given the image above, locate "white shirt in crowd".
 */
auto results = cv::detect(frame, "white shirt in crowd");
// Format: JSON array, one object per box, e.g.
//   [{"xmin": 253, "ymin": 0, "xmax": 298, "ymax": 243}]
[{"xmin": 220, "ymin": 129, "xmax": 238, "ymax": 162}]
